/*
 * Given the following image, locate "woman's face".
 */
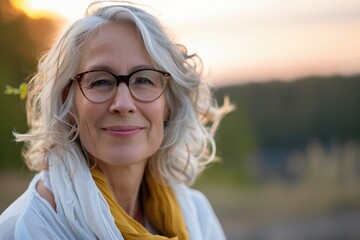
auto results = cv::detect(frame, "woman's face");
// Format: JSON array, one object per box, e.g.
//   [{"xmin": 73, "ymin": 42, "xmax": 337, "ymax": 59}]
[{"xmin": 74, "ymin": 22, "xmax": 168, "ymax": 167}]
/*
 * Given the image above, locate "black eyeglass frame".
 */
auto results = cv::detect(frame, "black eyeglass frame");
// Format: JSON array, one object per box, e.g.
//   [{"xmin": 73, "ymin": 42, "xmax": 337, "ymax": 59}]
[{"xmin": 70, "ymin": 68, "xmax": 171, "ymax": 103}]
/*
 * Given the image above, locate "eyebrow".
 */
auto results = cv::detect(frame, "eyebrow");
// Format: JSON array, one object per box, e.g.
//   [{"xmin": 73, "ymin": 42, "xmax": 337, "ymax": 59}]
[{"xmin": 131, "ymin": 65, "xmax": 155, "ymax": 72}]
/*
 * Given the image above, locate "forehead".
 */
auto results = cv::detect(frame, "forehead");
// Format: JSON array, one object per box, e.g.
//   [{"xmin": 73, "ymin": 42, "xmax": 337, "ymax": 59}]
[{"xmin": 78, "ymin": 22, "xmax": 154, "ymax": 73}]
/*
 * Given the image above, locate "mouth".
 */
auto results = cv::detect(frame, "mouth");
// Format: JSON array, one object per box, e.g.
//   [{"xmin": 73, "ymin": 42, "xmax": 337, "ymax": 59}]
[{"xmin": 103, "ymin": 126, "xmax": 143, "ymax": 137}]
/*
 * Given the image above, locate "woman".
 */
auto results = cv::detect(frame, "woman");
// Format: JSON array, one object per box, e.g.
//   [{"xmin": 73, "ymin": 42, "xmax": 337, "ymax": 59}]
[{"xmin": 0, "ymin": 2, "xmax": 233, "ymax": 239}]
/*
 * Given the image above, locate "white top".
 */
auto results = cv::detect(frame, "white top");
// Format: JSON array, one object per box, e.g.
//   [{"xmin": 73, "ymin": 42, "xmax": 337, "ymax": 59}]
[{"xmin": 0, "ymin": 171, "xmax": 226, "ymax": 240}]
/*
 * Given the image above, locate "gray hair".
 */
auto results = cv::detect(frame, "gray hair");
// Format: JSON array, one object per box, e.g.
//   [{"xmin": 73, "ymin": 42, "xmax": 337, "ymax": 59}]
[{"xmin": 16, "ymin": 2, "xmax": 233, "ymax": 185}]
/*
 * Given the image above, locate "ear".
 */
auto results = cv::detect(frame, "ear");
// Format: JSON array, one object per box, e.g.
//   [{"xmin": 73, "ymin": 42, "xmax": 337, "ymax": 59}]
[{"xmin": 164, "ymin": 109, "xmax": 171, "ymax": 121}]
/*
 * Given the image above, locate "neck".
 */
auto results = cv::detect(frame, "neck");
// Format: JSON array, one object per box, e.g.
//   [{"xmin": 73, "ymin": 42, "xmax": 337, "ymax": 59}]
[{"xmin": 96, "ymin": 161, "xmax": 146, "ymax": 218}]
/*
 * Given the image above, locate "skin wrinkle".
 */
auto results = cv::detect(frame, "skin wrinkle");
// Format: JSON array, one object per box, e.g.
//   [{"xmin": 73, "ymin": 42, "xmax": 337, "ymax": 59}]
[
  {"xmin": 74, "ymin": 22, "xmax": 168, "ymax": 217},
  {"xmin": 10, "ymin": 5, "xmax": 229, "ymax": 239}
]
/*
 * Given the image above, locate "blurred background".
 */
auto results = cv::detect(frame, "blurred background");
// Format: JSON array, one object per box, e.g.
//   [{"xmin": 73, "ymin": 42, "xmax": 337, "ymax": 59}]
[{"xmin": 1, "ymin": 0, "xmax": 360, "ymax": 239}]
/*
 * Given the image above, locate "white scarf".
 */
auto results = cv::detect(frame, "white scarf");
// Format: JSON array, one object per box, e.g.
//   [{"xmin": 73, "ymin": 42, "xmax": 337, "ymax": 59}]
[{"xmin": 47, "ymin": 152, "xmax": 201, "ymax": 239}]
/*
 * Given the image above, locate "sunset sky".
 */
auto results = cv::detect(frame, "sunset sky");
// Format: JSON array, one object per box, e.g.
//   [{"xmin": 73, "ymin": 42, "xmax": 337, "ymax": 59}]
[{"xmin": 10, "ymin": 0, "xmax": 360, "ymax": 86}]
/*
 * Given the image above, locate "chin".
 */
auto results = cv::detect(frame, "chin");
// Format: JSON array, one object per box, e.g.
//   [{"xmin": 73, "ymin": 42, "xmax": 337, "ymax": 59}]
[{"xmin": 98, "ymin": 152, "xmax": 149, "ymax": 167}]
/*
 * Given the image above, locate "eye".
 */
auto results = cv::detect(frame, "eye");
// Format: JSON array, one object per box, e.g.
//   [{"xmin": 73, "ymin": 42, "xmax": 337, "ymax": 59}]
[
  {"xmin": 132, "ymin": 77, "xmax": 154, "ymax": 85},
  {"xmin": 89, "ymin": 79, "xmax": 114, "ymax": 88}
]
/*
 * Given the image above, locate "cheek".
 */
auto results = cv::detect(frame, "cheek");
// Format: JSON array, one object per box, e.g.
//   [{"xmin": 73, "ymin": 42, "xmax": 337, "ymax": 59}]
[
  {"xmin": 148, "ymin": 100, "xmax": 168, "ymax": 141},
  {"xmin": 74, "ymin": 92, "xmax": 99, "ymax": 151},
  {"xmin": 147, "ymin": 120, "xmax": 165, "ymax": 154},
  {"xmin": 78, "ymin": 113, "xmax": 94, "ymax": 140}
]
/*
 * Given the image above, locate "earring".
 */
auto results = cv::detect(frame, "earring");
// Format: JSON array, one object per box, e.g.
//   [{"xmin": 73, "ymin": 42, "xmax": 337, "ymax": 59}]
[{"xmin": 88, "ymin": 158, "xmax": 98, "ymax": 170}]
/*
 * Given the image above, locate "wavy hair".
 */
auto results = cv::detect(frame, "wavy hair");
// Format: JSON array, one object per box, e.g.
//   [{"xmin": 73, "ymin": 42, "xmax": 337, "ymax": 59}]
[{"xmin": 15, "ymin": 1, "xmax": 233, "ymax": 185}]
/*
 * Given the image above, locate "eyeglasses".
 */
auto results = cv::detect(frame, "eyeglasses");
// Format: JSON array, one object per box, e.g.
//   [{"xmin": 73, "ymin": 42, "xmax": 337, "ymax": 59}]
[{"xmin": 71, "ymin": 69, "xmax": 171, "ymax": 103}]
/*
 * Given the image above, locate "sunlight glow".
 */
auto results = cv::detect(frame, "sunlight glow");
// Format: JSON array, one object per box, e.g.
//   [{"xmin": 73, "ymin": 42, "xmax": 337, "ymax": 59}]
[
  {"xmin": 10, "ymin": 0, "xmax": 90, "ymax": 19},
  {"xmin": 9, "ymin": 0, "xmax": 360, "ymax": 85},
  {"xmin": 9, "ymin": 0, "xmax": 260, "ymax": 22}
]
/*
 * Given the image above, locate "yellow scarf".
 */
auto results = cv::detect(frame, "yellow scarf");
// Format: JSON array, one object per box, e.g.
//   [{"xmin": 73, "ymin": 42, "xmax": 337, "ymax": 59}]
[{"xmin": 91, "ymin": 168, "xmax": 189, "ymax": 240}]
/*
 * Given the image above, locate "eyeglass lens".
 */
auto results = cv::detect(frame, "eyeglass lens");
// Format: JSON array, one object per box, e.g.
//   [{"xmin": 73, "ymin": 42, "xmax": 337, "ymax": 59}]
[{"xmin": 79, "ymin": 69, "xmax": 168, "ymax": 102}]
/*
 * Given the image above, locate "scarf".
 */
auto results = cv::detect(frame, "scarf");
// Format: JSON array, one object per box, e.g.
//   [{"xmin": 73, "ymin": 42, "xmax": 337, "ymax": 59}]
[
  {"xmin": 49, "ymin": 152, "xmax": 197, "ymax": 239},
  {"xmin": 91, "ymin": 168, "xmax": 189, "ymax": 240}
]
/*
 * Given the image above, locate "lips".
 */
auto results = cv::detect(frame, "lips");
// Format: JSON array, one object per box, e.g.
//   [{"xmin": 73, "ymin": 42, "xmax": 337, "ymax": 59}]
[{"xmin": 103, "ymin": 126, "xmax": 142, "ymax": 137}]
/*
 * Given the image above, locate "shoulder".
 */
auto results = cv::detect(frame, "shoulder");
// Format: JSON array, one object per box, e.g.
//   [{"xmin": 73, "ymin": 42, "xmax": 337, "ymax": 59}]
[
  {"xmin": 36, "ymin": 179, "xmax": 56, "ymax": 210},
  {"xmin": 173, "ymin": 185, "xmax": 226, "ymax": 240},
  {"xmin": 174, "ymin": 185, "xmax": 215, "ymax": 217},
  {"xmin": 0, "ymin": 190, "xmax": 29, "ymax": 240},
  {"xmin": 0, "ymin": 173, "xmax": 58, "ymax": 239},
  {"xmin": 15, "ymin": 180, "xmax": 72, "ymax": 239},
  {"xmin": 186, "ymin": 188, "xmax": 220, "ymax": 224},
  {"xmin": 0, "ymin": 174, "xmax": 39, "ymax": 239},
  {"xmin": 187, "ymin": 188, "xmax": 211, "ymax": 206}
]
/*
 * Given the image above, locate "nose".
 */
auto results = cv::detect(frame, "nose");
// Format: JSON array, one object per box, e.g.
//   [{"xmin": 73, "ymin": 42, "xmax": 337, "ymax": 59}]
[{"xmin": 109, "ymin": 83, "xmax": 136, "ymax": 114}]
